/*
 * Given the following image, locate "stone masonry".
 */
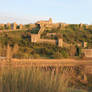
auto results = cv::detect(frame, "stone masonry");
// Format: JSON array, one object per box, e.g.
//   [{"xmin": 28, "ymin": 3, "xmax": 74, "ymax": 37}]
[
  {"xmin": 19, "ymin": 24, "xmax": 23, "ymax": 29},
  {"xmin": 82, "ymin": 49, "xmax": 92, "ymax": 58},
  {"xmin": 11, "ymin": 22, "xmax": 17, "ymax": 30},
  {"xmin": 31, "ymin": 18, "xmax": 64, "ymax": 47}
]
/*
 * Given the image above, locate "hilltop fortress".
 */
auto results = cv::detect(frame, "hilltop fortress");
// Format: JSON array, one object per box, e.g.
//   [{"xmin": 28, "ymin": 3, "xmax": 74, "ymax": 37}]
[
  {"xmin": 30, "ymin": 18, "xmax": 69, "ymax": 47},
  {"xmin": 0, "ymin": 22, "xmax": 23, "ymax": 30},
  {"xmin": 0, "ymin": 18, "xmax": 91, "ymax": 47},
  {"xmin": 0, "ymin": 18, "xmax": 92, "ymax": 58},
  {"xmin": 0, "ymin": 18, "xmax": 90, "ymax": 32},
  {"xmin": 0, "ymin": 18, "xmax": 69, "ymax": 31},
  {"xmin": 0, "ymin": 18, "xmax": 70, "ymax": 47}
]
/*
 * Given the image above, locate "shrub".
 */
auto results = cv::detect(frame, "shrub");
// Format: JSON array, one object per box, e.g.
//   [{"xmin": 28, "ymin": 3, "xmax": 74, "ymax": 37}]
[{"xmin": 52, "ymin": 52, "xmax": 62, "ymax": 59}]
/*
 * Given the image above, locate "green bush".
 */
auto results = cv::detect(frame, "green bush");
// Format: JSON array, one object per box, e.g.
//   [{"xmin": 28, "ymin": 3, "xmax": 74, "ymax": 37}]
[{"xmin": 52, "ymin": 52, "xmax": 62, "ymax": 59}]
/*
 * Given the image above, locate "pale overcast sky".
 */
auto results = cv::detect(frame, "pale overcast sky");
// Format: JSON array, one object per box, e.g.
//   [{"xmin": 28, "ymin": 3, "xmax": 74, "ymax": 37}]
[{"xmin": 0, "ymin": 0, "xmax": 92, "ymax": 24}]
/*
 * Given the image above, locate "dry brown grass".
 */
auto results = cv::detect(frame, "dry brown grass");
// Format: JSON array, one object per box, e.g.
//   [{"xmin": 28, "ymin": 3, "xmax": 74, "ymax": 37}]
[{"xmin": 0, "ymin": 65, "xmax": 88, "ymax": 92}]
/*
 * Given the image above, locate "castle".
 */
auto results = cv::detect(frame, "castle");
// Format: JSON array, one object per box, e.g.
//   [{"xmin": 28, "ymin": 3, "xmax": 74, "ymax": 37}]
[
  {"xmin": 31, "ymin": 33, "xmax": 63, "ymax": 47},
  {"xmin": 30, "ymin": 18, "xmax": 64, "ymax": 47},
  {"xmin": 0, "ymin": 22, "xmax": 23, "ymax": 30},
  {"xmin": 0, "ymin": 18, "xmax": 92, "ymax": 58},
  {"xmin": 36, "ymin": 18, "xmax": 52, "ymax": 25},
  {"xmin": 29, "ymin": 18, "xmax": 92, "ymax": 57}
]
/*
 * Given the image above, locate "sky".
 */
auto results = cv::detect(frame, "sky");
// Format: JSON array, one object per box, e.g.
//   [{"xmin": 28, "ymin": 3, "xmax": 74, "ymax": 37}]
[{"xmin": 0, "ymin": 0, "xmax": 92, "ymax": 24}]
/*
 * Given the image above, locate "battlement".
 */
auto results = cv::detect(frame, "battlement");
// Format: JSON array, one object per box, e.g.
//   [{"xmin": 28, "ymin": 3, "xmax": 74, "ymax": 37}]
[
  {"xmin": 11, "ymin": 22, "xmax": 17, "ymax": 30},
  {"xmin": 19, "ymin": 24, "xmax": 23, "ymax": 29},
  {"xmin": 0, "ymin": 24, "xmax": 4, "ymax": 27},
  {"xmin": 31, "ymin": 33, "xmax": 64, "ymax": 47},
  {"xmin": 0, "ymin": 22, "xmax": 24, "ymax": 30},
  {"xmin": 36, "ymin": 18, "xmax": 52, "ymax": 25}
]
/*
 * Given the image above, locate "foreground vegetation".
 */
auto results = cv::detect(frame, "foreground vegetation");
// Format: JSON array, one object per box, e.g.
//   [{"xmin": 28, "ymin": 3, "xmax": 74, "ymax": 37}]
[{"xmin": 0, "ymin": 65, "xmax": 91, "ymax": 92}]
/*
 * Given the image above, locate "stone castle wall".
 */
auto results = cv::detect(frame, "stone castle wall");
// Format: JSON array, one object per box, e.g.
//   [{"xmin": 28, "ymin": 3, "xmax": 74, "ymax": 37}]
[
  {"xmin": 82, "ymin": 49, "xmax": 92, "ymax": 58},
  {"xmin": 31, "ymin": 34, "xmax": 56, "ymax": 45},
  {"xmin": 63, "ymin": 42, "xmax": 71, "ymax": 47},
  {"xmin": 38, "ymin": 39, "xmax": 56, "ymax": 45},
  {"xmin": 31, "ymin": 34, "xmax": 40, "ymax": 43},
  {"xmin": 31, "ymin": 33, "xmax": 63, "ymax": 47},
  {"xmin": 38, "ymin": 26, "xmax": 45, "ymax": 34},
  {"xmin": 85, "ymin": 65, "xmax": 92, "ymax": 74},
  {"xmin": 11, "ymin": 22, "xmax": 17, "ymax": 30},
  {"xmin": 36, "ymin": 18, "xmax": 52, "ymax": 25}
]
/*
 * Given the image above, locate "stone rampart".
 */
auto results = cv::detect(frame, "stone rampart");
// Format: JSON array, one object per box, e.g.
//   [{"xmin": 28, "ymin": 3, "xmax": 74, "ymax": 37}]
[
  {"xmin": 38, "ymin": 39, "xmax": 56, "ymax": 45},
  {"xmin": 85, "ymin": 65, "xmax": 92, "ymax": 74},
  {"xmin": 63, "ymin": 42, "xmax": 71, "ymax": 47},
  {"xmin": 31, "ymin": 34, "xmax": 40, "ymax": 43},
  {"xmin": 38, "ymin": 26, "xmax": 45, "ymax": 34},
  {"xmin": 82, "ymin": 49, "xmax": 92, "ymax": 58}
]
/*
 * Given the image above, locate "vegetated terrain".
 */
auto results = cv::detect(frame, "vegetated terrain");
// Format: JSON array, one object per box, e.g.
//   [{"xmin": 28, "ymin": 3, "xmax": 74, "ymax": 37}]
[
  {"xmin": 0, "ymin": 24, "xmax": 92, "ymax": 92},
  {"xmin": 0, "ymin": 64, "xmax": 92, "ymax": 92},
  {"xmin": 41, "ymin": 24, "xmax": 92, "ymax": 47},
  {"xmin": 0, "ymin": 24, "xmax": 92, "ymax": 59}
]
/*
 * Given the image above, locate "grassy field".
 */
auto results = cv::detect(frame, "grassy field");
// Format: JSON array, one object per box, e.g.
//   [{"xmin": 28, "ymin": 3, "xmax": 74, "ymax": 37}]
[{"xmin": 0, "ymin": 63, "xmax": 92, "ymax": 92}]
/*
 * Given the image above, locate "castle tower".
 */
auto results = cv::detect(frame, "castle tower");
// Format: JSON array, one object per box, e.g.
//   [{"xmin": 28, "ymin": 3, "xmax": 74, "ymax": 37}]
[
  {"xmin": 57, "ymin": 38, "xmax": 63, "ymax": 47},
  {"xmin": 0, "ymin": 24, "xmax": 4, "ymax": 30},
  {"xmin": 19, "ymin": 24, "xmax": 23, "ymax": 29},
  {"xmin": 7, "ymin": 22, "xmax": 11, "ymax": 29},
  {"xmin": 79, "ymin": 23, "xmax": 83, "ymax": 30},
  {"xmin": 0, "ymin": 24, "xmax": 4, "ymax": 27},
  {"xmin": 49, "ymin": 18, "xmax": 52, "ymax": 24},
  {"xmin": 79, "ymin": 23, "xmax": 83, "ymax": 28},
  {"xmin": 31, "ymin": 34, "xmax": 40, "ymax": 43},
  {"xmin": 11, "ymin": 22, "xmax": 17, "ymax": 30},
  {"xmin": 86, "ymin": 24, "xmax": 88, "ymax": 29},
  {"xmin": 82, "ymin": 42, "xmax": 87, "ymax": 48}
]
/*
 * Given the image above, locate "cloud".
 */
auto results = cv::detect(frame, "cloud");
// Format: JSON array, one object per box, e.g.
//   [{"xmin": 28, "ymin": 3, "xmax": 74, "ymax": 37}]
[{"xmin": 0, "ymin": 15, "xmax": 50, "ymax": 24}]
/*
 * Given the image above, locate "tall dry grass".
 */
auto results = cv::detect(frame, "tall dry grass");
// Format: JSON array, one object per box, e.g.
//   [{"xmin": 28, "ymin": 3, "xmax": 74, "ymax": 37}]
[{"xmin": 0, "ymin": 66, "xmax": 87, "ymax": 92}]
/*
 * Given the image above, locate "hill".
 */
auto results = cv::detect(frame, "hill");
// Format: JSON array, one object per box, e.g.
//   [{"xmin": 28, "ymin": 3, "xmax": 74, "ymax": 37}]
[{"xmin": 0, "ymin": 20, "xmax": 92, "ymax": 59}]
